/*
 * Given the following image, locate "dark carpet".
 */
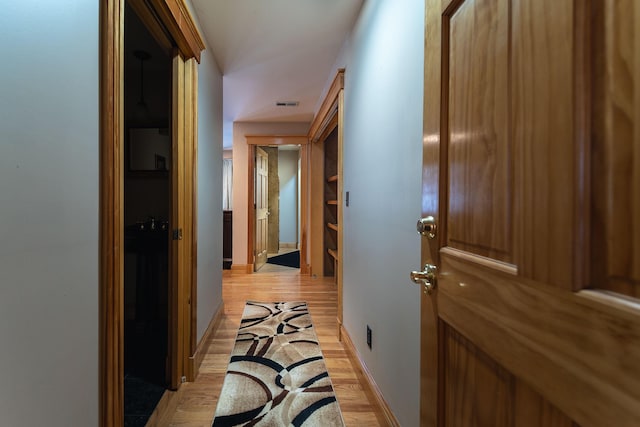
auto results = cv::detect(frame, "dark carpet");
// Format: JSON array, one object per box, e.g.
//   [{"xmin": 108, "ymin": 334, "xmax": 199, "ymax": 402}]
[
  {"xmin": 124, "ymin": 375, "xmax": 165, "ymax": 427},
  {"xmin": 267, "ymin": 250, "xmax": 300, "ymax": 268}
]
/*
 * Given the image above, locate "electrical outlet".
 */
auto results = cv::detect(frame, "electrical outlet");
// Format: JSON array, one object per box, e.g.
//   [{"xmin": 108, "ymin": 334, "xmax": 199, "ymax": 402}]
[{"xmin": 366, "ymin": 325, "xmax": 372, "ymax": 349}]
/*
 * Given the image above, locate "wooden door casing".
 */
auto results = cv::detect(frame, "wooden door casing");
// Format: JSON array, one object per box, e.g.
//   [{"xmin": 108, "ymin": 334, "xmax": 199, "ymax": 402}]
[
  {"xmin": 99, "ymin": 0, "xmax": 204, "ymax": 424},
  {"xmin": 421, "ymin": 0, "xmax": 640, "ymax": 426}
]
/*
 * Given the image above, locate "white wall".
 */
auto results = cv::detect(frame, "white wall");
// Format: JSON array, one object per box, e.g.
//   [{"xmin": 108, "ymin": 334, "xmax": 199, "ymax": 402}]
[
  {"xmin": 196, "ymin": 48, "xmax": 224, "ymax": 340},
  {"xmin": 332, "ymin": 1, "xmax": 425, "ymax": 425},
  {"xmin": 278, "ymin": 149, "xmax": 299, "ymax": 245},
  {"xmin": 231, "ymin": 122, "xmax": 309, "ymax": 266},
  {"xmin": 0, "ymin": 1, "xmax": 100, "ymax": 425}
]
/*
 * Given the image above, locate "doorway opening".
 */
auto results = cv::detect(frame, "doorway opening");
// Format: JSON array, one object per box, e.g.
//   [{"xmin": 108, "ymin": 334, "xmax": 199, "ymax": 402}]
[
  {"xmin": 258, "ymin": 145, "xmax": 301, "ymax": 273},
  {"xmin": 123, "ymin": 4, "xmax": 172, "ymax": 424},
  {"xmin": 246, "ymin": 135, "xmax": 309, "ymax": 274},
  {"xmin": 100, "ymin": 1, "xmax": 203, "ymax": 424}
]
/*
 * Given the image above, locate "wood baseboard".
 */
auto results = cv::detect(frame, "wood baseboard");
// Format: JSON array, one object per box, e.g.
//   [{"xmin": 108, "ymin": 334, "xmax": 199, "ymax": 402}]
[
  {"xmin": 340, "ymin": 324, "xmax": 400, "ymax": 427},
  {"xmin": 231, "ymin": 264, "xmax": 253, "ymax": 274},
  {"xmin": 300, "ymin": 263, "xmax": 311, "ymax": 275},
  {"xmin": 193, "ymin": 302, "xmax": 224, "ymax": 376}
]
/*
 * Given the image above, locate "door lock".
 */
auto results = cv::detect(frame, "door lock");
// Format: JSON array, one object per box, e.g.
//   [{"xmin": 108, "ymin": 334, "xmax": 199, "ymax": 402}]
[
  {"xmin": 410, "ymin": 264, "xmax": 437, "ymax": 295},
  {"xmin": 417, "ymin": 216, "xmax": 437, "ymax": 239}
]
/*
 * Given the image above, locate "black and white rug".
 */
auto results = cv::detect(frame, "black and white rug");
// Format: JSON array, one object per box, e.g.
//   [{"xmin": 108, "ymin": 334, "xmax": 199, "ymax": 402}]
[{"xmin": 212, "ymin": 301, "xmax": 344, "ymax": 426}]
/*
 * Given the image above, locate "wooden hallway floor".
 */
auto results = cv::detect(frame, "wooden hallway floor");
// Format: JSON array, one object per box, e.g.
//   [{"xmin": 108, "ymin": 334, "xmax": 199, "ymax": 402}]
[{"xmin": 152, "ymin": 271, "xmax": 388, "ymax": 426}]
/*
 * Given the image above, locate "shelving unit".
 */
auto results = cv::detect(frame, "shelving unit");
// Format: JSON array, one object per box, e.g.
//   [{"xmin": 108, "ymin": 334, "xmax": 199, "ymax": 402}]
[
  {"xmin": 308, "ymin": 68, "xmax": 344, "ymax": 330},
  {"xmin": 323, "ymin": 127, "xmax": 339, "ymax": 279}
]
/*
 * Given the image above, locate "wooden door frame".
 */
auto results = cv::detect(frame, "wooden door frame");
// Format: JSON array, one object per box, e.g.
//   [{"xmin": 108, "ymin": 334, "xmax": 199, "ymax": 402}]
[
  {"xmin": 99, "ymin": 1, "xmax": 204, "ymax": 425},
  {"xmin": 308, "ymin": 69, "xmax": 344, "ymax": 335},
  {"xmin": 246, "ymin": 136, "xmax": 310, "ymax": 274}
]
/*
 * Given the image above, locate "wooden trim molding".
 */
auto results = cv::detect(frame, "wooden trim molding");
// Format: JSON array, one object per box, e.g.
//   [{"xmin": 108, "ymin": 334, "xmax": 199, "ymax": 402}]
[
  {"xmin": 230, "ymin": 264, "xmax": 254, "ymax": 274},
  {"xmin": 148, "ymin": 0, "xmax": 206, "ymax": 62},
  {"xmin": 193, "ymin": 303, "xmax": 224, "ymax": 376},
  {"xmin": 316, "ymin": 114, "xmax": 339, "ymax": 146},
  {"xmin": 340, "ymin": 325, "xmax": 400, "ymax": 427},
  {"xmin": 128, "ymin": 0, "xmax": 173, "ymax": 56},
  {"xmin": 308, "ymin": 69, "xmax": 345, "ymax": 142},
  {"xmin": 189, "ymin": 59, "xmax": 199, "ymax": 381},
  {"xmin": 299, "ymin": 144, "xmax": 310, "ymax": 275},
  {"xmin": 336, "ymin": 88, "xmax": 344, "ymax": 330},
  {"xmin": 247, "ymin": 144, "xmax": 256, "ymax": 271},
  {"xmin": 99, "ymin": 1, "xmax": 125, "ymax": 426},
  {"xmin": 245, "ymin": 135, "xmax": 309, "ymax": 146}
]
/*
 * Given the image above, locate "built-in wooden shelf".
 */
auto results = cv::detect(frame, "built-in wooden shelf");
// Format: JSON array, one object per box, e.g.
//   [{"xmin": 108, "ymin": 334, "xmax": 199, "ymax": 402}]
[
  {"xmin": 327, "ymin": 222, "xmax": 338, "ymax": 232},
  {"xmin": 327, "ymin": 248, "xmax": 338, "ymax": 260},
  {"xmin": 327, "ymin": 200, "xmax": 338, "ymax": 205},
  {"xmin": 327, "ymin": 174, "xmax": 338, "ymax": 183}
]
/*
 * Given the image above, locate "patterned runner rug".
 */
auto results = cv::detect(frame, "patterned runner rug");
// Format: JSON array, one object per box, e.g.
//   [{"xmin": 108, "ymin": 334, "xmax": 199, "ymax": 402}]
[{"xmin": 212, "ymin": 301, "xmax": 345, "ymax": 426}]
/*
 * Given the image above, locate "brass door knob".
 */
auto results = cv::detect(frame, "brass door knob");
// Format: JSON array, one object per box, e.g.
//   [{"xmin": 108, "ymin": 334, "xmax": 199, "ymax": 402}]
[
  {"xmin": 417, "ymin": 216, "xmax": 437, "ymax": 239},
  {"xmin": 410, "ymin": 264, "xmax": 437, "ymax": 295}
]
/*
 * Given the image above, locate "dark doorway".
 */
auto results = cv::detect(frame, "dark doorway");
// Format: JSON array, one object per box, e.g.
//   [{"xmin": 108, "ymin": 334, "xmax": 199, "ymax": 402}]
[{"xmin": 123, "ymin": 3, "xmax": 172, "ymax": 425}]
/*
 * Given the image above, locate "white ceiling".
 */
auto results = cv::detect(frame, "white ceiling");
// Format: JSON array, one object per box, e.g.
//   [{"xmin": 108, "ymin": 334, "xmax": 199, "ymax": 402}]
[{"xmin": 189, "ymin": 0, "xmax": 364, "ymax": 148}]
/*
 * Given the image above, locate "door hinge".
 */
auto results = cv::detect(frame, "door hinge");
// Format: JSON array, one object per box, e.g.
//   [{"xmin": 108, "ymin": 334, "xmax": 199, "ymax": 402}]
[{"xmin": 172, "ymin": 228, "xmax": 183, "ymax": 240}]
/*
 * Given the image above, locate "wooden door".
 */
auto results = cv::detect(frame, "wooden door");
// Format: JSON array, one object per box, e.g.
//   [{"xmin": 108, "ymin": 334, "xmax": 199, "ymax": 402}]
[
  {"xmin": 420, "ymin": 1, "xmax": 640, "ymax": 426},
  {"xmin": 168, "ymin": 49, "xmax": 198, "ymax": 388},
  {"xmin": 255, "ymin": 147, "xmax": 269, "ymax": 270}
]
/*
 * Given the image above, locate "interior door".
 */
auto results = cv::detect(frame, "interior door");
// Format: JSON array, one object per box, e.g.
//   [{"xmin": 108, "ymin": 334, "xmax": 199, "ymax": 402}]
[
  {"xmin": 419, "ymin": 0, "xmax": 640, "ymax": 426},
  {"xmin": 255, "ymin": 146, "xmax": 269, "ymax": 270}
]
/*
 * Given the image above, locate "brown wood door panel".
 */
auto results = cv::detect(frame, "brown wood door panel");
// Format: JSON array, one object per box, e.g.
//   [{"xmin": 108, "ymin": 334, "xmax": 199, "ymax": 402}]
[
  {"xmin": 591, "ymin": 0, "xmax": 640, "ymax": 298},
  {"xmin": 513, "ymin": 380, "xmax": 573, "ymax": 427},
  {"xmin": 511, "ymin": 0, "xmax": 577, "ymax": 290},
  {"xmin": 421, "ymin": 0, "xmax": 640, "ymax": 426},
  {"xmin": 442, "ymin": 321, "xmax": 576, "ymax": 427},
  {"xmin": 445, "ymin": 0, "xmax": 511, "ymax": 262},
  {"xmin": 444, "ymin": 325, "xmax": 514, "ymax": 427},
  {"xmin": 438, "ymin": 252, "xmax": 640, "ymax": 427}
]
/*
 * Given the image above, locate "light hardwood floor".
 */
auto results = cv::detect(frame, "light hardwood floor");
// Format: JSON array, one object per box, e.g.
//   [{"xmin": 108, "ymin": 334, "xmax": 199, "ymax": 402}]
[{"xmin": 152, "ymin": 271, "xmax": 388, "ymax": 426}]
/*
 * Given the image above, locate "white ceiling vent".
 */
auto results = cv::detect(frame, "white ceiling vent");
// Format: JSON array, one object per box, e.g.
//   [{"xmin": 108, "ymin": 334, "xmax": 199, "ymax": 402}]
[{"xmin": 276, "ymin": 101, "xmax": 300, "ymax": 107}]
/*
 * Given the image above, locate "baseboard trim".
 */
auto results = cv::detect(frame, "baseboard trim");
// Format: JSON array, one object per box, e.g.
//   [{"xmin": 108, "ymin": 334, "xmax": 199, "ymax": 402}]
[
  {"xmin": 194, "ymin": 302, "xmax": 225, "ymax": 376},
  {"xmin": 280, "ymin": 242, "xmax": 297, "ymax": 248},
  {"xmin": 340, "ymin": 324, "xmax": 401, "ymax": 427},
  {"xmin": 231, "ymin": 264, "xmax": 253, "ymax": 274},
  {"xmin": 300, "ymin": 263, "xmax": 311, "ymax": 275}
]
